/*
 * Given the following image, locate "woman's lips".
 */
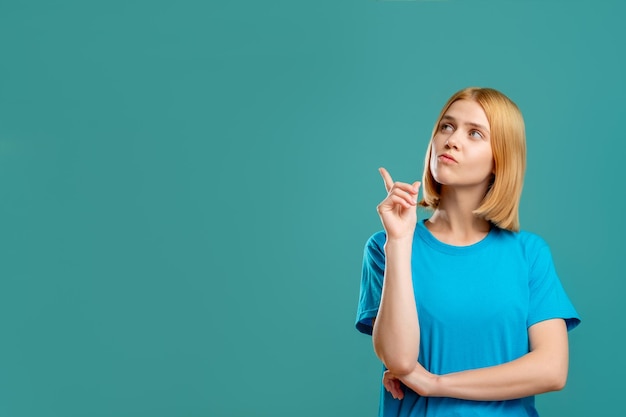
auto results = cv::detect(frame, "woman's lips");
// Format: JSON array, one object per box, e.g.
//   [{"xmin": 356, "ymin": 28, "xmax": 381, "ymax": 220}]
[{"xmin": 438, "ymin": 154, "xmax": 457, "ymax": 163}]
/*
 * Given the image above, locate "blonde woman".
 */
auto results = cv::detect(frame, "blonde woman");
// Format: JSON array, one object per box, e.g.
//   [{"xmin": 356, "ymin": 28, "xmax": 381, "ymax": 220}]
[{"xmin": 356, "ymin": 87, "xmax": 580, "ymax": 417}]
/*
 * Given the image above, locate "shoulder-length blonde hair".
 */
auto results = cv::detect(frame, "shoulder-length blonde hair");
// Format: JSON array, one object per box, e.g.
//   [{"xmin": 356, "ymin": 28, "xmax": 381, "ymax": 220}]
[{"xmin": 420, "ymin": 87, "xmax": 526, "ymax": 231}]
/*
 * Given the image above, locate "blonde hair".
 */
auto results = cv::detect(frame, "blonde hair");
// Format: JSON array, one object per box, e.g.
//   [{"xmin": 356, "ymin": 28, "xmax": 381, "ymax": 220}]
[{"xmin": 420, "ymin": 87, "xmax": 526, "ymax": 231}]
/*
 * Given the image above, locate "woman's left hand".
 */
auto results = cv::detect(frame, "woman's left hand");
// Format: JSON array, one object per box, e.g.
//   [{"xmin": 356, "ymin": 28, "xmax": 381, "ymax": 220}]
[{"xmin": 383, "ymin": 370, "xmax": 405, "ymax": 400}]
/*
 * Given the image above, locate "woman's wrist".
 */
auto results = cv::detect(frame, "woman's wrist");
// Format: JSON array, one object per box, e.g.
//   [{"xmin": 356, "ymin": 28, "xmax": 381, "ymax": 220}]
[
  {"xmin": 384, "ymin": 235, "xmax": 414, "ymax": 248},
  {"xmin": 399, "ymin": 365, "xmax": 441, "ymax": 397}
]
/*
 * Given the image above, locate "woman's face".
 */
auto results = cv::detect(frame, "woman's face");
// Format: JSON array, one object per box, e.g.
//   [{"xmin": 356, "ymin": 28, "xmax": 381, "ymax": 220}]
[{"xmin": 429, "ymin": 99, "xmax": 494, "ymax": 190}]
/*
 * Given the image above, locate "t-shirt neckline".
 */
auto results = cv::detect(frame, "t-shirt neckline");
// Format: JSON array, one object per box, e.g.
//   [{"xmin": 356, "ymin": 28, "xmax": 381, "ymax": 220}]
[{"xmin": 415, "ymin": 219, "xmax": 497, "ymax": 255}]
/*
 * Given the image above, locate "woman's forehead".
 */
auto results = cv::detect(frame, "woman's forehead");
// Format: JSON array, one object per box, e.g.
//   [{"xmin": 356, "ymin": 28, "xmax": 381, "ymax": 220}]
[{"xmin": 442, "ymin": 100, "xmax": 490, "ymax": 131}]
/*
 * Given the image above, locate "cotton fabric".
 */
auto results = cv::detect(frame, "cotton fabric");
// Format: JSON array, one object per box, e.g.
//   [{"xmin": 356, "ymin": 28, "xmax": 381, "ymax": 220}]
[{"xmin": 356, "ymin": 219, "xmax": 580, "ymax": 417}]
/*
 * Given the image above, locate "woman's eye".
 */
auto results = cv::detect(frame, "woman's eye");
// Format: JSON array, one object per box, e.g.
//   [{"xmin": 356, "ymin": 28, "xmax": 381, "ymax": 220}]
[
  {"xmin": 470, "ymin": 130, "xmax": 483, "ymax": 139},
  {"xmin": 441, "ymin": 123, "xmax": 453, "ymax": 132}
]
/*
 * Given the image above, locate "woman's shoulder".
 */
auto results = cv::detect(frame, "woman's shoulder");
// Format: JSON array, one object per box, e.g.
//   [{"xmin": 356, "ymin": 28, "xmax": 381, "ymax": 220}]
[
  {"xmin": 511, "ymin": 228, "xmax": 549, "ymax": 247},
  {"xmin": 492, "ymin": 226, "xmax": 552, "ymax": 259}
]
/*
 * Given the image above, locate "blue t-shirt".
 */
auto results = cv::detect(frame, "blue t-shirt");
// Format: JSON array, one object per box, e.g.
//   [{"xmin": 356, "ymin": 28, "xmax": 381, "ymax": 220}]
[{"xmin": 356, "ymin": 220, "xmax": 581, "ymax": 417}]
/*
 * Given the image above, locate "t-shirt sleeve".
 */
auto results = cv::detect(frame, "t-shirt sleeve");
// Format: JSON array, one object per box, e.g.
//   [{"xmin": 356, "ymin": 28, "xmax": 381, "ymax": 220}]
[
  {"xmin": 355, "ymin": 231, "xmax": 386, "ymax": 336},
  {"xmin": 526, "ymin": 236, "xmax": 581, "ymax": 331}
]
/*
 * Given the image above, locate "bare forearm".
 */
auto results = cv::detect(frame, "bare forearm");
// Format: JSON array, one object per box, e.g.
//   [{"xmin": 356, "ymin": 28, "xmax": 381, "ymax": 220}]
[
  {"xmin": 433, "ymin": 352, "xmax": 566, "ymax": 400},
  {"xmin": 372, "ymin": 237, "xmax": 419, "ymax": 375}
]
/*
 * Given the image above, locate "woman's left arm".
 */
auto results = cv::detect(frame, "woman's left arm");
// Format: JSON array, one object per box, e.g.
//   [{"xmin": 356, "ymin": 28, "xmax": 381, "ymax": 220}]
[{"xmin": 386, "ymin": 318, "xmax": 569, "ymax": 401}]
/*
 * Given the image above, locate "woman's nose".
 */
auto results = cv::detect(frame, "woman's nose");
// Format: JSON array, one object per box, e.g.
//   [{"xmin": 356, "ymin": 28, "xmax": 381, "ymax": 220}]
[{"xmin": 445, "ymin": 131, "xmax": 461, "ymax": 149}]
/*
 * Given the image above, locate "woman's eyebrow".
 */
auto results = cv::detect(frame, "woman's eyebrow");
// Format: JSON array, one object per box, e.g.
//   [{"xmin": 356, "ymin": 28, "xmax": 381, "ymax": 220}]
[{"xmin": 441, "ymin": 115, "xmax": 489, "ymax": 133}]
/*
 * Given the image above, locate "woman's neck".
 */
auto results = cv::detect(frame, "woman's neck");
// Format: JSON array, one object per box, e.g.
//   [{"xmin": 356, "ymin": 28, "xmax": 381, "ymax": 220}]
[{"xmin": 426, "ymin": 186, "xmax": 491, "ymax": 246}]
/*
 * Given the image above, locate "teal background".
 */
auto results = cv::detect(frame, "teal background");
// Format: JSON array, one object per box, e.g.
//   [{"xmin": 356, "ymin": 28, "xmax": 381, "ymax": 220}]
[{"xmin": 0, "ymin": 1, "xmax": 622, "ymax": 416}]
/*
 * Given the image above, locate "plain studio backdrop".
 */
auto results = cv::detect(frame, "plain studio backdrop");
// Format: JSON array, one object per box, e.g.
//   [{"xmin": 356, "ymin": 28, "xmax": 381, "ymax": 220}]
[{"xmin": 0, "ymin": 1, "xmax": 622, "ymax": 416}]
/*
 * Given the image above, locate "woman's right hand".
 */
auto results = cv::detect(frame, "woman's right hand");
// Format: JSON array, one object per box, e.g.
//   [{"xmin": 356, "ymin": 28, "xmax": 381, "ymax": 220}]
[{"xmin": 377, "ymin": 167, "xmax": 420, "ymax": 240}]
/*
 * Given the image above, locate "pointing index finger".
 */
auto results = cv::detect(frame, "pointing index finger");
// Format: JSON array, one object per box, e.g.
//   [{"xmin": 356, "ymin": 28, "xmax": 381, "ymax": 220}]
[{"xmin": 379, "ymin": 167, "xmax": 394, "ymax": 193}]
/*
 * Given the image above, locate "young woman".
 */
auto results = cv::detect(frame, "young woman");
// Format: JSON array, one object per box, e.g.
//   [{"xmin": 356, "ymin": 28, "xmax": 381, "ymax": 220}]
[{"xmin": 356, "ymin": 87, "xmax": 580, "ymax": 417}]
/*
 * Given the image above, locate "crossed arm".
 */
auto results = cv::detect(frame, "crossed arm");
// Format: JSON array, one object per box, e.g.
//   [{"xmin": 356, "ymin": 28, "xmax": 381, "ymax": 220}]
[{"xmin": 381, "ymin": 318, "xmax": 570, "ymax": 401}]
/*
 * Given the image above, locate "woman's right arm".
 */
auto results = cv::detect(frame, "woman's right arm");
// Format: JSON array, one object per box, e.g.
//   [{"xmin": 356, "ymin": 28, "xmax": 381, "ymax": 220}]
[{"xmin": 372, "ymin": 167, "xmax": 421, "ymax": 377}]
